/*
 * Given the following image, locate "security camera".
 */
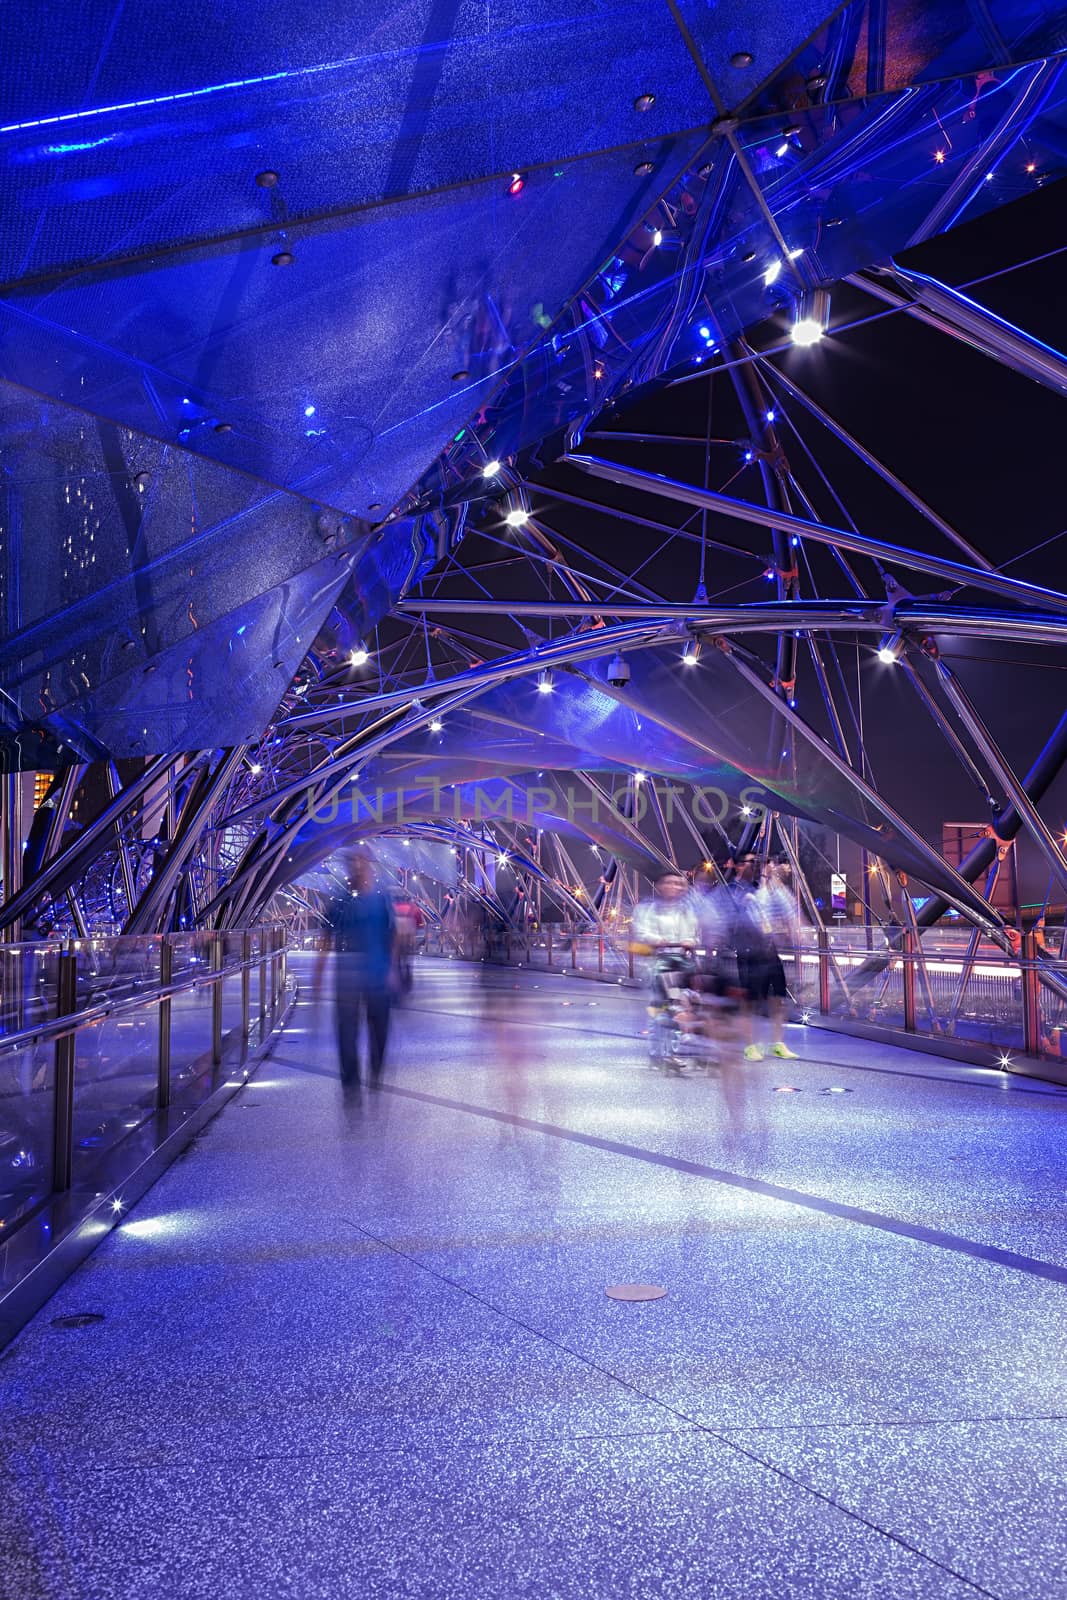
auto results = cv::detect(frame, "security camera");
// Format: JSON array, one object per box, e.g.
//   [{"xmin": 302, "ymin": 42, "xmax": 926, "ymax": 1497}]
[{"xmin": 606, "ymin": 652, "xmax": 631, "ymax": 688}]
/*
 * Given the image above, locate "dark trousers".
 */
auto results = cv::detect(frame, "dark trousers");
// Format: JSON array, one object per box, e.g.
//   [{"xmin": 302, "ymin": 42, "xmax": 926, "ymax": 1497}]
[{"xmin": 336, "ymin": 985, "xmax": 391, "ymax": 1083}]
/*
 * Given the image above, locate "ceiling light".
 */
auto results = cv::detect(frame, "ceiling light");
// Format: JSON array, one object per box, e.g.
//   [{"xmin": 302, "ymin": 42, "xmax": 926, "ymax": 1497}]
[
  {"xmin": 791, "ymin": 318, "xmax": 823, "ymax": 347},
  {"xmin": 763, "ymin": 260, "xmax": 783, "ymax": 286},
  {"xmin": 791, "ymin": 288, "xmax": 830, "ymax": 347},
  {"xmin": 429, "ymin": 719, "xmax": 443, "ymax": 733},
  {"xmin": 505, "ymin": 508, "xmax": 529, "ymax": 527},
  {"xmin": 537, "ymin": 669, "xmax": 554, "ymax": 693},
  {"xmin": 877, "ymin": 631, "xmax": 904, "ymax": 664},
  {"xmin": 349, "ymin": 645, "xmax": 370, "ymax": 667},
  {"xmin": 483, "ymin": 459, "xmax": 502, "ymax": 477}
]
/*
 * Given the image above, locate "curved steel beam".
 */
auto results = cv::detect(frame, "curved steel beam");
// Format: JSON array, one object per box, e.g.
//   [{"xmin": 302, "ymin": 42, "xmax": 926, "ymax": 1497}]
[{"xmin": 565, "ymin": 454, "xmax": 1067, "ymax": 614}]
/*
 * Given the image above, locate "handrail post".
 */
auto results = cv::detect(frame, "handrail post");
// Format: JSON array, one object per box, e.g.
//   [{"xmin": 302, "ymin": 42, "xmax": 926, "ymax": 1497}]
[
  {"xmin": 902, "ymin": 928, "xmax": 917, "ymax": 1032},
  {"xmin": 546, "ymin": 924, "xmax": 553, "ymax": 968},
  {"xmin": 258, "ymin": 933, "xmax": 268, "ymax": 1043},
  {"xmin": 817, "ymin": 928, "xmax": 831, "ymax": 1015},
  {"xmin": 1021, "ymin": 930, "xmax": 1042, "ymax": 1056},
  {"xmin": 211, "ymin": 932, "xmax": 224, "ymax": 1064},
  {"xmin": 240, "ymin": 931, "xmax": 251, "ymax": 1062},
  {"xmin": 52, "ymin": 951, "xmax": 78, "ymax": 1192},
  {"xmin": 157, "ymin": 937, "xmax": 172, "ymax": 1108}
]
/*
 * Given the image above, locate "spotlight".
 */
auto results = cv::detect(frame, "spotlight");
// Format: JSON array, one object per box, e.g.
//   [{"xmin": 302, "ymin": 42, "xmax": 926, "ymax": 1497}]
[
  {"xmin": 537, "ymin": 670, "xmax": 554, "ymax": 694},
  {"xmin": 349, "ymin": 645, "xmax": 370, "ymax": 667},
  {"xmin": 496, "ymin": 853, "xmax": 509, "ymax": 867},
  {"xmin": 483, "ymin": 459, "xmax": 502, "ymax": 477},
  {"xmin": 633, "ymin": 771, "xmax": 646, "ymax": 784},
  {"xmin": 505, "ymin": 508, "xmax": 529, "ymax": 528},
  {"xmin": 682, "ymin": 643, "xmax": 699, "ymax": 666},
  {"xmin": 791, "ymin": 288, "xmax": 830, "ymax": 347},
  {"xmin": 763, "ymin": 260, "xmax": 783, "ymax": 287},
  {"xmin": 651, "ymin": 229, "xmax": 663, "ymax": 247},
  {"xmin": 250, "ymin": 763, "xmax": 262, "ymax": 775},
  {"xmin": 877, "ymin": 632, "xmax": 904, "ymax": 664},
  {"xmin": 429, "ymin": 718, "xmax": 444, "ymax": 733}
]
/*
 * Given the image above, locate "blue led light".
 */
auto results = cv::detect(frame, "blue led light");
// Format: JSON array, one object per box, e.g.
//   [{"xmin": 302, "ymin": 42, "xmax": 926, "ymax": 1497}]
[
  {"xmin": 1, "ymin": 56, "xmax": 370, "ymax": 134},
  {"xmin": 698, "ymin": 325, "xmax": 711, "ymax": 339},
  {"xmin": 765, "ymin": 409, "xmax": 776, "ymax": 422},
  {"xmin": 45, "ymin": 134, "xmax": 117, "ymax": 153}
]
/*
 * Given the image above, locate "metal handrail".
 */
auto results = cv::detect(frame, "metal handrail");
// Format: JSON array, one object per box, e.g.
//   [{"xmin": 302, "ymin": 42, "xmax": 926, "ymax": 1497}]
[
  {"xmin": 0, "ymin": 924, "xmax": 288, "ymax": 1204},
  {"xmin": 0, "ymin": 947, "xmax": 274, "ymax": 1058}
]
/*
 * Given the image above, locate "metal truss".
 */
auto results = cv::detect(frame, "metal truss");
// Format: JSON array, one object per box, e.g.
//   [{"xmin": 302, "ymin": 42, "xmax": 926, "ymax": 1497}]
[{"xmin": 7, "ymin": 8, "xmax": 1067, "ymax": 1067}]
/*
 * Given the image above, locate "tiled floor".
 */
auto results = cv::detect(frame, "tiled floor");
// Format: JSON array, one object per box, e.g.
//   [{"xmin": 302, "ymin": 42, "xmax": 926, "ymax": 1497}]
[{"xmin": 2, "ymin": 955, "xmax": 1065, "ymax": 1599}]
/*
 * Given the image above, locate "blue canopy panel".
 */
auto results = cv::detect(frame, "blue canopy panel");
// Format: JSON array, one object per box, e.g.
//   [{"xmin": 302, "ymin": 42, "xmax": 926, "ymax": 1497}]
[{"xmin": 0, "ymin": 378, "xmax": 433, "ymax": 763}]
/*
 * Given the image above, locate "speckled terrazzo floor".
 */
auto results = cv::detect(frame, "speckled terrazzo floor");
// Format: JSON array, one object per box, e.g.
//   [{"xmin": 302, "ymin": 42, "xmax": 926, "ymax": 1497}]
[{"xmin": 2, "ymin": 953, "xmax": 1065, "ymax": 1600}]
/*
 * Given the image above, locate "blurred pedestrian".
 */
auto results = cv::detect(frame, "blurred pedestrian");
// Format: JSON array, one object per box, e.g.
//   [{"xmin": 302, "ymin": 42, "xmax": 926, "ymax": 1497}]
[
  {"xmin": 728, "ymin": 853, "xmax": 797, "ymax": 1060},
  {"xmin": 317, "ymin": 855, "xmax": 396, "ymax": 1088}
]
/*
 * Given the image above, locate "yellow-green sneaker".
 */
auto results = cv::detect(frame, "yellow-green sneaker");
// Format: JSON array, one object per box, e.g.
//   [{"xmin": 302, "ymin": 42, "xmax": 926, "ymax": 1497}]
[
  {"xmin": 742, "ymin": 1044, "xmax": 764, "ymax": 1061},
  {"xmin": 771, "ymin": 1042, "xmax": 799, "ymax": 1059}
]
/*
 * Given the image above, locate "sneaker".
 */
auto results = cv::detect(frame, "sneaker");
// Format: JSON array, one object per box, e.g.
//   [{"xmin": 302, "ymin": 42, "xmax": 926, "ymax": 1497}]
[
  {"xmin": 771, "ymin": 1042, "xmax": 799, "ymax": 1059},
  {"xmin": 742, "ymin": 1044, "xmax": 764, "ymax": 1061}
]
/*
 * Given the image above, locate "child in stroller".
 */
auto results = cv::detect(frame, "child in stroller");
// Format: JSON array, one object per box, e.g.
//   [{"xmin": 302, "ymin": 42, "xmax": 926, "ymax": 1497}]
[{"xmin": 650, "ymin": 947, "xmax": 745, "ymax": 1074}]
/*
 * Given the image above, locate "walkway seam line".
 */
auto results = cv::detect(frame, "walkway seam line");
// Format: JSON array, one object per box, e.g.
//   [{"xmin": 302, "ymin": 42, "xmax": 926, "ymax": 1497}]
[{"xmin": 378, "ymin": 1081, "xmax": 1067, "ymax": 1287}]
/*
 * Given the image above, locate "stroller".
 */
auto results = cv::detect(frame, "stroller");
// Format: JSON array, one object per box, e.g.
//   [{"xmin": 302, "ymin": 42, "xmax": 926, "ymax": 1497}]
[{"xmin": 647, "ymin": 945, "xmax": 744, "ymax": 1074}]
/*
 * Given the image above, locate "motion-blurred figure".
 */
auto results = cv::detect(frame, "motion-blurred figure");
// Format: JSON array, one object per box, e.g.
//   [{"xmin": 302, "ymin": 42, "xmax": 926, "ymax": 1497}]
[
  {"xmin": 632, "ymin": 872, "xmax": 698, "ymax": 1069},
  {"xmin": 318, "ymin": 856, "xmax": 396, "ymax": 1088},
  {"xmin": 728, "ymin": 853, "xmax": 798, "ymax": 1060},
  {"xmin": 392, "ymin": 894, "xmax": 424, "ymax": 997}
]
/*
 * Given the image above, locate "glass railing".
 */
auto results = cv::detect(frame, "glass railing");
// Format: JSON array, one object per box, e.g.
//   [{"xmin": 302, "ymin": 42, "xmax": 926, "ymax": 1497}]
[
  {"xmin": 419, "ymin": 922, "xmax": 1067, "ymax": 1071},
  {"xmin": 0, "ymin": 926, "xmax": 288, "ymax": 1237}
]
